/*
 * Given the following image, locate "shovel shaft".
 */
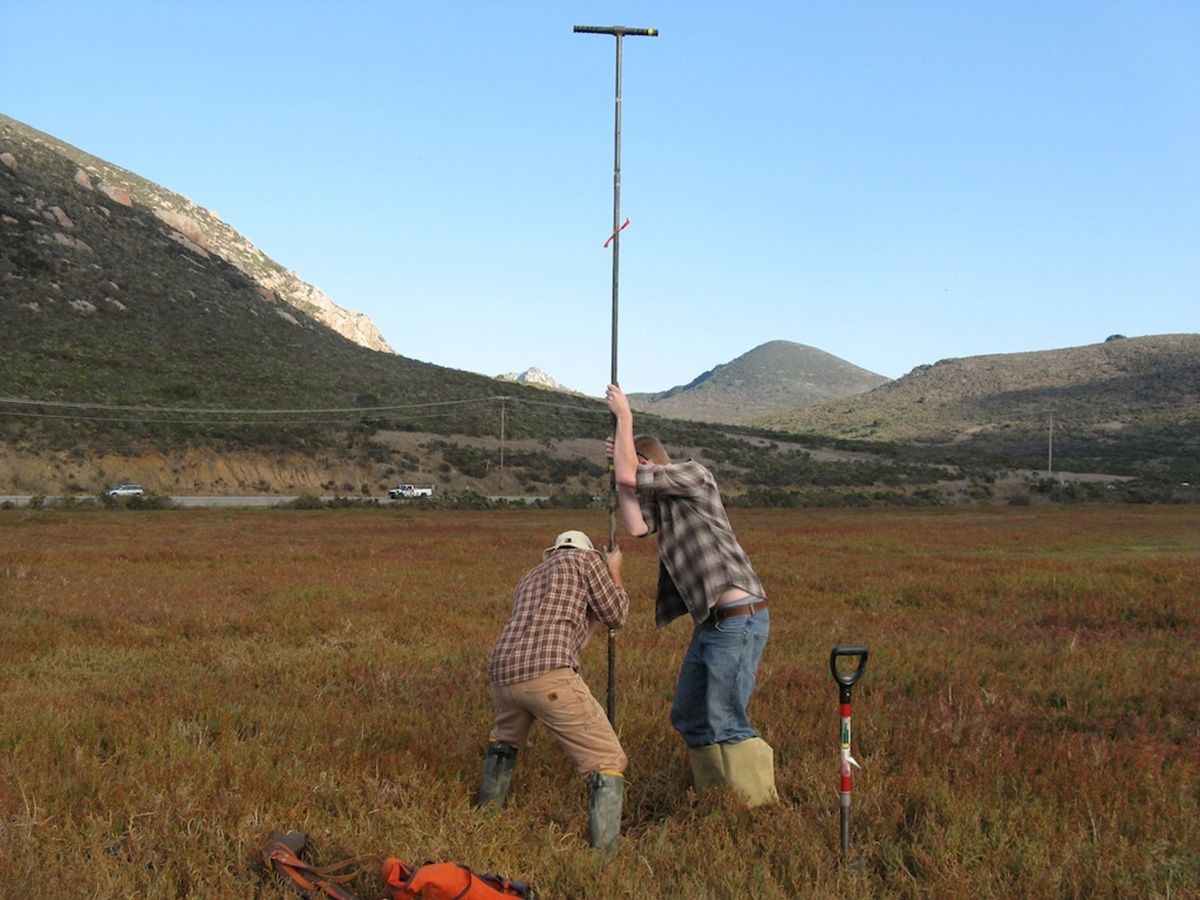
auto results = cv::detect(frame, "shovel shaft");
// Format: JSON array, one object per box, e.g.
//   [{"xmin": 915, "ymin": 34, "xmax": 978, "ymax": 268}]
[
  {"xmin": 840, "ymin": 709, "xmax": 853, "ymax": 859},
  {"xmin": 840, "ymin": 704, "xmax": 854, "ymax": 858},
  {"xmin": 840, "ymin": 792, "xmax": 851, "ymax": 857}
]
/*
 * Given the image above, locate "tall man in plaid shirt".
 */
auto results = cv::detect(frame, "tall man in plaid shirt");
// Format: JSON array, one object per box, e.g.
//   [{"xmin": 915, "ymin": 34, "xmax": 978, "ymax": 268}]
[
  {"xmin": 477, "ymin": 529, "xmax": 629, "ymax": 851},
  {"xmin": 605, "ymin": 383, "xmax": 777, "ymax": 807}
]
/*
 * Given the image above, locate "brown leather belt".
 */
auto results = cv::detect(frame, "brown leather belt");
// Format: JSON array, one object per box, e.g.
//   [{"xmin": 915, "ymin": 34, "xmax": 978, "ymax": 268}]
[{"xmin": 708, "ymin": 600, "xmax": 768, "ymax": 622}]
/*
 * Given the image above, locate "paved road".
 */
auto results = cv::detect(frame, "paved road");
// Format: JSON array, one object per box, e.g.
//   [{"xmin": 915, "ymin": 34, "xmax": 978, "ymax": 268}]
[
  {"xmin": 1, "ymin": 495, "xmax": 549, "ymax": 508},
  {"xmin": 172, "ymin": 496, "xmax": 299, "ymax": 507},
  {"xmin": 1, "ymin": 494, "xmax": 301, "ymax": 508}
]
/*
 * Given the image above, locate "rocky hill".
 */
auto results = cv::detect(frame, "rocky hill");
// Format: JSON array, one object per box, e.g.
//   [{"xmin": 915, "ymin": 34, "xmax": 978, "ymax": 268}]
[
  {"xmin": 628, "ymin": 340, "xmax": 889, "ymax": 424},
  {"xmin": 0, "ymin": 114, "xmax": 390, "ymax": 353}
]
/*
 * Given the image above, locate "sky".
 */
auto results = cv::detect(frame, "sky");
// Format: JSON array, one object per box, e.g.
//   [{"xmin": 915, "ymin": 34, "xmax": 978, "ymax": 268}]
[{"xmin": 3, "ymin": 1, "xmax": 1197, "ymax": 396}]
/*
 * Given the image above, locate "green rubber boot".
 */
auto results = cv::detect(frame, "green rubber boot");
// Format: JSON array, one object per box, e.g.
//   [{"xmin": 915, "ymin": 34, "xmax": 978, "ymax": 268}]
[
  {"xmin": 586, "ymin": 771, "xmax": 625, "ymax": 852},
  {"xmin": 475, "ymin": 740, "xmax": 518, "ymax": 808}
]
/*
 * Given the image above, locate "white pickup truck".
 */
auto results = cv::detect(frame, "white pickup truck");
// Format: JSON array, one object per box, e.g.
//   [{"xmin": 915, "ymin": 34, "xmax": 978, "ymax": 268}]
[{"xmin": 388, "ymin": 483, "xmax": 434, "ymax": 499}]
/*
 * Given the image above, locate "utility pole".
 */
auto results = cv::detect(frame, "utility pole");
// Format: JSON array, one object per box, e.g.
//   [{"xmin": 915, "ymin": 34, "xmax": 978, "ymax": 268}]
[
  {"xmin": 574, "ymin": 23, "xmax": 658, "ymax": 727},
  {"xmin": 1048, "ymin": 413, "xmax": 1054, "ymax": 479},
  {"xmin": 499, "ymin": 396, "xmax": 508, "ymax": 493}
]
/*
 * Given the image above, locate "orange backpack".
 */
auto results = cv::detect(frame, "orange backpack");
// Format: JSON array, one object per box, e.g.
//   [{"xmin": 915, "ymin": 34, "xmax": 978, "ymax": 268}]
[
  {"xmin": 260, "ymin": 830, "xmax": 538, "ymax": 900},
  {"xmin": 382, "ymin": 857, "xmax": 538, "ymax": 899}
]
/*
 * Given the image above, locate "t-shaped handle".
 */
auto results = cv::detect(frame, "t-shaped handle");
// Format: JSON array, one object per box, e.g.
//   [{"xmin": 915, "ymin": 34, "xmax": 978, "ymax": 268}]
[{"xmin": 574, "ymin": 25, "xmax": 659, "ymax": 37}]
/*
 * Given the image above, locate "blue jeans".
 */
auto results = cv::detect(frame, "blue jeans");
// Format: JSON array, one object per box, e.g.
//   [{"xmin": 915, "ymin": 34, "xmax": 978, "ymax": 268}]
[{"xmin": 670, "ymin": 607, "xmax": 769, "ymax": 747}]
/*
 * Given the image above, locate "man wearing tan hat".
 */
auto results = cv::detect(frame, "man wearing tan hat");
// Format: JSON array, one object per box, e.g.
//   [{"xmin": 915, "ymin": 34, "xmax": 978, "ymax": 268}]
[{"xmin": 477, "ymin": 530, "xmax": 629, "ymax": 851}]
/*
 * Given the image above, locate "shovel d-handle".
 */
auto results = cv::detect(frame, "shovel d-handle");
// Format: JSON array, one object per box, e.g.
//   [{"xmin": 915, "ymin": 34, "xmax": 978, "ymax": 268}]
[{"xmin": 830, "ymin": 644, "xmax": 868, "ymax": 703}]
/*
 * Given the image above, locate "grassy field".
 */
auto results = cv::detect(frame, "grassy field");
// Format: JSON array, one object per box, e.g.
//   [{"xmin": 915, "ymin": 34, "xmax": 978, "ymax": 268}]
[{"xmin": 1, "ymin": 506, "xmax": 1197, "ymax": 897}]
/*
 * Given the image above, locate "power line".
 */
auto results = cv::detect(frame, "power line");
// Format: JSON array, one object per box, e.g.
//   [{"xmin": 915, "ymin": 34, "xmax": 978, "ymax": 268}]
[
  {"xmin": 0, "ymin": 391, "xmax": 616, "ymax": 427},
  {"xmin": 0, "ymin": 394, "xmax": 505, "ymax": 415},
  {"xmin": 0, "ymin": 408, "xmax": 501, "ymax": 426},
  {"xmin": 0, "ymin": 391, "xmax": 614, "ymax": 418},
  {"xmin": 505, "ymin": 396, "xmax": 609, "ymax": 415}
]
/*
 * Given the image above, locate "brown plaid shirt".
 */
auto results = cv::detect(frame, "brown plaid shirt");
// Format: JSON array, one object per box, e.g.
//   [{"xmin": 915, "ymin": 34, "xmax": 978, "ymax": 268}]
[
  {"xmin": 488, "ymin": 548, "xmax": 628, "ymax": 686},
  {"xmin": 636, "ymin": 460, "xmax": 766, "ymax": 627}
]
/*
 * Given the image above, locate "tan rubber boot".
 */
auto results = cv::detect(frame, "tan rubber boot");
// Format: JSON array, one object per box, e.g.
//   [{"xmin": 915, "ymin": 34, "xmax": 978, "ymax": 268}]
[
  {"xmin": 720, "ymin": 737, "xmax": 778, "ymax": 807},
  {"xmin": 688, "ymin": 744, "xmax": 728, "ymax": 798}
]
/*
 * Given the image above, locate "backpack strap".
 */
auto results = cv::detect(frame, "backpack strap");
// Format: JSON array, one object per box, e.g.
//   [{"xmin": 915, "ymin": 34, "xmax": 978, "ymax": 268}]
[
  {"xmin": 261, "ymin": 830, "xmax": 377, "ymax": 900},
  {"xmin": 450, "ymin": 863, "xmax": 474, "ymax": 900},
  {"xmin": 478, "ymin": 871, "xmax": 539, "ymax": 899}
]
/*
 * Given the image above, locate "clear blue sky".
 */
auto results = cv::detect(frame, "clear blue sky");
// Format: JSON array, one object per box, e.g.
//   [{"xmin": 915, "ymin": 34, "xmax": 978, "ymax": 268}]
[{"xmin": 3, "ymin": 1, "xmax": 1197, "ymax": 395}]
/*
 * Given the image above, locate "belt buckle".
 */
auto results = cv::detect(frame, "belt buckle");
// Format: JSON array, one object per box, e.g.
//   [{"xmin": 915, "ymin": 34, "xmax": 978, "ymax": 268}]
[{"xmin": 710, "ymin": 603, "xmax": 742, "ymax": 623}]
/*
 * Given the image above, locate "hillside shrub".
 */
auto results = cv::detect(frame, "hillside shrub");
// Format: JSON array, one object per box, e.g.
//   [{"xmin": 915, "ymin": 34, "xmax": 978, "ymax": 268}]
[
  {"xmin": 127, "ymin": 494, "xmax": 174, "ymax": 510},
  {"xmin": 729, "ymin": 486, "xmax": 940, "ymax": 508},
  {"xmin": 297, "ymin": 495, "xmax": 381, "ymax": 509},
  {"xmin": 506, "ymin": 450, "xmax": 605, "ymax": 483},
  {"xmin": 704, "ymin": 442, "xmax": 945, "ymax": 489},
  {"xmin": 439, "ymin": 488, "xmax": 492, "ymax": 510},
  {"xmin": 287, "ymin": 494, "xmax": 325, "ymax": 509},
  {"xmin": 544, "ymin": 489, "xmax": 596, "ymax": 509},
  {"xmin": 436, "ymin": 444, "xmax": 493, "ymax": 478}
]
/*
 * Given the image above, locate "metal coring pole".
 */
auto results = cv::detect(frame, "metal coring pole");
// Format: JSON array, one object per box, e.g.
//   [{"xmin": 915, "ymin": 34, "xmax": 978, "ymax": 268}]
[{"xmin": 574, "ymin": 23, "xmax": 658, "ymax": 727}]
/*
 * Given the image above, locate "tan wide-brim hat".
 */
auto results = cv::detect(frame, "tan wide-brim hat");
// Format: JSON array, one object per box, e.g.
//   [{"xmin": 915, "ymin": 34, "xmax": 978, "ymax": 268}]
[{"xmin": 543, "ymin": 530, "xmax": 598, "ymax": 561}]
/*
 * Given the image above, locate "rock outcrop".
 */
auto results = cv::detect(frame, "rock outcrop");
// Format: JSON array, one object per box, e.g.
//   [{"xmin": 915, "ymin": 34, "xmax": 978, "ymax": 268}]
[
  {"xmin": 257, "ymin": 269, "xmax": 392, "ymax": 352},
  {"xmin": 496, "ymin": 367, "xmax": 580, "ymax": 393},
  {"xmin": 97, "ymin": 182, "xmax": 132, "ymax": 206},
  {"xmin": 154, "ymin": 208, "xmax": 205, "ymax": 245}
]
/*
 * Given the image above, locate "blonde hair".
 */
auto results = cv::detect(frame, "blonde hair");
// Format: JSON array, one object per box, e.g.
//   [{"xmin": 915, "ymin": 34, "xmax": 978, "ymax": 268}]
[{"xmin": 634, "ymin": 434, "xmax": 670, "ymax": 465}]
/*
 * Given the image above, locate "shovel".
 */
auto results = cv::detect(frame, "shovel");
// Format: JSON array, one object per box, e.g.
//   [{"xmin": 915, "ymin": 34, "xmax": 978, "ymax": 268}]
[{"xmin": 830, "ymin": 644, "xmax": 869, "ymax": 862}]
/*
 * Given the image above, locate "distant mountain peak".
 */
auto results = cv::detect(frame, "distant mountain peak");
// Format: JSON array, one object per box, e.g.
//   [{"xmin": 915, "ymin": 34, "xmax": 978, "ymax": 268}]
[
  {"xmin": 628, "ymin": 341, "xmax": 889, "ymax": 424},
  {"xmin": 497, "ymin": 367, "xmax": 567, "ymax": 391}
]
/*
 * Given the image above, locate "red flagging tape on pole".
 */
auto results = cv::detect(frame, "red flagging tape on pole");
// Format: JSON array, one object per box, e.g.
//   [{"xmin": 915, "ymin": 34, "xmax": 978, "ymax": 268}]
[{"xmin": 603, "ymin": 217, "xmax": 631, "ymax": 248}]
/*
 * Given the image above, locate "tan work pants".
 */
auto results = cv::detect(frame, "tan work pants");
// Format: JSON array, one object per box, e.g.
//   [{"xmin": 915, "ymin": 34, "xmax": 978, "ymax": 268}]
[{"xmin": 490, "ymin": 667, "xmax": 626, "ymax": 775}]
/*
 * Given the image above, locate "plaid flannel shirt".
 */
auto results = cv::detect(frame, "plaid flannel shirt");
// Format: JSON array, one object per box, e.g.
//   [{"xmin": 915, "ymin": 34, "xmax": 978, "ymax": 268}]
[
  {"xmin": 488, "ymin": 547, "xmax": 628, "ymax": 686},
  {"xmin": 636, "ymin": 460, "xmax": 766, "ymax": 627}
]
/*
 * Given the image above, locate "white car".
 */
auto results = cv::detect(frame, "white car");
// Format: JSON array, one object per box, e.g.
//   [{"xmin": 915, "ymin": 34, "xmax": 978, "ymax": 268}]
[
  {"xmin": 388, "ymin": 484, "xmax": 434, "ymax": 499},
  {"xmin": 106, "ymin": 483, "xmax": 145, "ymax": 498}
]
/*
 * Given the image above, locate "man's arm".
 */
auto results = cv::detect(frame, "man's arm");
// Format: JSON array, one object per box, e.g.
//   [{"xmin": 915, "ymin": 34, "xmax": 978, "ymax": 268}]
[
  {"xmin": 605, "ymin": 385, "xmax": 650, "ymax": 536},
  {"xmin": 588, "ymin": 546, "xmax": 629, "ymax": 628},
  {"xmin": 605, "ymin": 384, "xmax": 639, "ymax": 488},
  {"xmin": 616, "ymin": 483, "xmax": 649, "ymax": 537},
  {"xmin": 606, "ymin": 437, "xmax": 650, "ymax": 537}
]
